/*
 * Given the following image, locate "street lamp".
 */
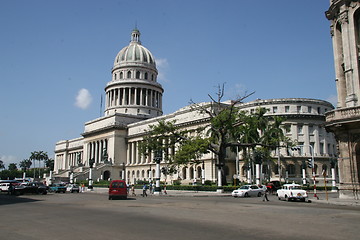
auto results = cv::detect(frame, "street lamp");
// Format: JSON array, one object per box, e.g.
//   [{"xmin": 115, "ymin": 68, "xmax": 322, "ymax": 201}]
[
  {"xmin": 88, "ymin": 158, "xmax": 95, "ymax": 190},
  {"xmin": 153, "ymin": 150, "xmax": 162, "ymax": 195}
]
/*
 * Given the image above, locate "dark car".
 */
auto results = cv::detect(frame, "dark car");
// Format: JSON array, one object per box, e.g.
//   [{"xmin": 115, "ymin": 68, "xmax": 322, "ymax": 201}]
[
  {"xmin": 266, "ymin": 181, "xmax": 281, "ymax": 194},
  {"xmin": 13, "ymin": 182, "xmax": 48, "ymax": 195},
  {"xmin": 49, "ymin": 183, "xmax": 67, "ymax": 193}
]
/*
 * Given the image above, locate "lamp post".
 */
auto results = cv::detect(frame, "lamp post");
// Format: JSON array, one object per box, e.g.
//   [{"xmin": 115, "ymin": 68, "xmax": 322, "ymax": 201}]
[
  {"xmin": 88, "ymin": 158, "xmax": 95, "ymax": 190},
  {"xmin": 153, "ymin": 150, "xmax": 162, "ymax": 195}
]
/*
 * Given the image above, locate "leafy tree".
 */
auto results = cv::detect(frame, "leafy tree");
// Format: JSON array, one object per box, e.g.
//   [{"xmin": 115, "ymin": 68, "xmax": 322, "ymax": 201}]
[
  {"xmin": 8, "ymin": 163, "xmax": 17, "ymax": 171},
  {"xmin": 0, "ymin": 159, "xmax": 4, "ymax": 170},
  {"xmin": 44, "ymin": 158, "xmax": 54, "ymax": 171},
  {"xmin": 139, "ymin": 85, "xmax": 290, "ymax": 189}
]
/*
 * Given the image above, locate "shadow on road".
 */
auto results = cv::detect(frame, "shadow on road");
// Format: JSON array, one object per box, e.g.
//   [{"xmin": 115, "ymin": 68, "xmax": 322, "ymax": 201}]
[{"xmin": 0, "ymin": 193, "xmax": 42, "ymax": 205}]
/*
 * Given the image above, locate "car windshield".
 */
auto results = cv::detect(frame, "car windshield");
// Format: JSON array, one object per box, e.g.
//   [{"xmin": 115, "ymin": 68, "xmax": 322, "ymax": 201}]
[
  {"xmin": 289, "ymin": 186, "xmax": 301, "ymax": 190},
  {"xmin": 239, "ymin": 186, "xmax": 249, "ymax": 189}
]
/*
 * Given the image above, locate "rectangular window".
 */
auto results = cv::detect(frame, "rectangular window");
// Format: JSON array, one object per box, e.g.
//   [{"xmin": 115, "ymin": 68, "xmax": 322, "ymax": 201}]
[
  {"xmin": 320, "ymin": 143, "xmax": 324, "ymax": 155},
  {"xmin": 285, "ymin": 106, "xmax": 290, "ymax": 113},
  {"xmin": 308, "ymin": 106, "xmax": 312, "ymax": 113},
  {"xmin": 297, "ymin": 106, "xmax": 301, "ymax": 113},
  {"xmin": 273, "ymin": 107, "xmax": 278, "ymax": 113},
  {"xmin": 298, "ymin": 125, "xmax": 303, "ymax": 134}
]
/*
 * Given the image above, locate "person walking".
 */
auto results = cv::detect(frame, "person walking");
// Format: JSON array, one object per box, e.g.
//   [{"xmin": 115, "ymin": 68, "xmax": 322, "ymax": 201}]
[
  {"xmin": 131, "ymin": 184, "xmax": 136, "ymax": 196},
  {"xmin": 262, "ymin": 187, "xmax": 269, "ymax": 201},
  {"xmin": 142, "ymin": 184, "xmax": 148, "ymax": 197}
]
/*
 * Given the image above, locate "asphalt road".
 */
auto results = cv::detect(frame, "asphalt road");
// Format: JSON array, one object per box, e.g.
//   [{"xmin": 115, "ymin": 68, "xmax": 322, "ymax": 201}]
[{"xmin": 1, "ymin": 192, "xmax": 359, "ymax": 240}]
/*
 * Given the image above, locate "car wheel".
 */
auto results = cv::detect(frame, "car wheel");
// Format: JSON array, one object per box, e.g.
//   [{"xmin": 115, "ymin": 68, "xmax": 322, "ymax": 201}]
[
  {"xmin": 257, "ymin": 192, "xmax": 262, "ymax": 197},
  {"xmin": 244, "ymin": 192, "xmax": 249, "ymax": 197},
  {"xmin": 278, "ymin": 197, "xmax": 281, "ymax": 200},
  {"xmin": 109, "ymin": 196, "xmax": 112, "ymax": 200}
]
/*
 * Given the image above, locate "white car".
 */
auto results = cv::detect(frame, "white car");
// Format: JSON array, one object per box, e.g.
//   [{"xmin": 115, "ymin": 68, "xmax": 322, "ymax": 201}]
[
  {"xmin": 232, "ymin": 185, "xmax": 264, "ymax": 198},
  {"xmin": 66, "ymin": 184, "xmax": 80, "ymax": 193},
  {"xmin": 277, "ymin": 183, "xmax": 308, "ymax": 202}
]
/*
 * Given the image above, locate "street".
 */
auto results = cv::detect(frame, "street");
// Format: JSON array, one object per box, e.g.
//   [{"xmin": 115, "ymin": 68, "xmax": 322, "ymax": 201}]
[{"xmin": 0, "ymin": 191, "xmax": 359, "ymax": 240}]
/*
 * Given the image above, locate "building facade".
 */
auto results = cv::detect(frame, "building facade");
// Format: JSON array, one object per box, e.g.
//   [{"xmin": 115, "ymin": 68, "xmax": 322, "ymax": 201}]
[
  {"xmin": 325, "ymin": 0, "xmax": 360, "ymax": 199},
  {"xmin": 53, "ymin": 29, "xmax": 337, "ymax": 187}
]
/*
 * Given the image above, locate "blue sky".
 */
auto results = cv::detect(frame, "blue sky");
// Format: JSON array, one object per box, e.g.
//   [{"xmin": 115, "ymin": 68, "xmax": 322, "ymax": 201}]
[{"xmin": 0, "ymin": 0, "xmax": 335, "ymax": 168}]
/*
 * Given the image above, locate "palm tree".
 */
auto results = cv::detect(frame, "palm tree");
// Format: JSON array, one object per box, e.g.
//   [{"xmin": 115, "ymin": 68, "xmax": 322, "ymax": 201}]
[
  {"xmin": 30, "ymin": 151, "xmax": 49, "ymax": 179},
  {"xmin": 19, "ymin": 159, "xmax": 32, "ymax": 171}
]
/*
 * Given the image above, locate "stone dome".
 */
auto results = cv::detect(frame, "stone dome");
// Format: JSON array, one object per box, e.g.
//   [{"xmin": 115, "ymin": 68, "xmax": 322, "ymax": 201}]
[{"xmin": 113, "ymin": 28, "xmax": 156, "ymax": 68}]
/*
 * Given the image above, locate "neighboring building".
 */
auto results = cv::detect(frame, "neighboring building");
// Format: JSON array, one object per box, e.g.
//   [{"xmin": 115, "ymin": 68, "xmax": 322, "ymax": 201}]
[
  {"xmin": 53, "ymin": 29, "xmax": 337, "ymax": 186},
  {"xmin": 325, "ymin": 0, "xmax": 360, "ymax": 199}
]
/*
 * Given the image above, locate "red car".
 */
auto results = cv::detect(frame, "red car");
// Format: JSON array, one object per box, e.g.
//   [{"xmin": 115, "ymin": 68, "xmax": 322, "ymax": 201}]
[{"xmin": 108, "ymin": 180, "xmax": 127, "ymax": 200}]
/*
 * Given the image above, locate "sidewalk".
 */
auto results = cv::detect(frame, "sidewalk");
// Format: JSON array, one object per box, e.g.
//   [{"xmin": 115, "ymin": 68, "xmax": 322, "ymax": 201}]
[{"xmin": 90, "ymin": 187, "xmax": 360, "ymax": 206}]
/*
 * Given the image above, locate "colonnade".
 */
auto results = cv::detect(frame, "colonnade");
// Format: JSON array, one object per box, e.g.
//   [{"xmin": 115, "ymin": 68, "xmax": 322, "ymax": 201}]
[
  {"xmin": 55, "ymin": 151, "xmax": 82, "ymax": 171},
  {"xmin": 87, "ymin": 139, "xmax": 109, "ymax": 166},
  {"xmin": 106, "ymin": 87, "xmax": 162, "ymax": 109},
  {"xmin": 126, "ymin": 140, "xmax": 175, "ymax": 165}
]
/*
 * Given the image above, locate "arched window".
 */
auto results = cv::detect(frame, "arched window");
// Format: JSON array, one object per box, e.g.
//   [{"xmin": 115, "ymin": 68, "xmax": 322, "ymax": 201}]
[
  {"xmin": 141, "ymin": 170, "xmax": 145, "ymax": 179},
  {"xmin": 144, "ymin": 72, "xmax": 148, "ymax": 80},
  {"xmin": 189, "ymin": 167, "xmax": 194, "ymax": 179},
  {"xmin": 314, "ymin": 164, "xmax": 318, "ymax": 175},
  {"xmin": 127, "ymin": 71, "xmax": 131, "ymax": 79},
  {"xmin": 136, "ymin": 71, "xmax": 140, "ymax": 79},
  {"xmin": 322, "ymin": 164, "xmax": 328, "ymax": 176},
  {"xmin": 197, "ymin": 166, "xmax": 202, "ymax": 179},
  {"xmin": 182, "ymin": 168, "xmax": 187, "ymax": 180},
  {"xmin": 114, "ymin": 73, "xmax": 117, "ymax": 80},
  {"xmin": 120, "ymin": 72, "xmax": 123, "ymax": 79}
]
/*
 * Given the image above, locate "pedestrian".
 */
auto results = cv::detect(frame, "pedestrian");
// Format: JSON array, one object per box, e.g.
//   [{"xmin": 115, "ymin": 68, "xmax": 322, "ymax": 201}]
[
  {"xmin": 149, "ymin": 183, "xmax": 153, "ymax": 194},
  {"xmin": 163, "ymin": 183, "xmax": 167, "ymax": 195},
  {"xmin": 262, "ymin": 187, "xmax": 269, "ymax": 201},
  {"xmin": 142, "ymin": 184, "xmax": 148, "ymax": 197},
  {"xmin": 131, "ymin": 184, "xmax": 136, "ymax": 196}
]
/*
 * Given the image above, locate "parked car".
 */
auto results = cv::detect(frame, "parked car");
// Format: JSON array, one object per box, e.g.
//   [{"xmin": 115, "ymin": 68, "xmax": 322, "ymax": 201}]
[
  {"xmin": 0, "ymin": 180, "xmax": 20, "ymax": 192},
  {"xmin": 232, "ymin": 185, "xmax": 264, "ymax": 198},
  {"xmin": 66, "ymin": 184, "xmax": 80, "ymax": 193},
  {"xmin": 277, "ymin": 183, "xmax": 308, "ymax": 202},
  {"xmin": 266, "ymin": 180, "xmax": 281, "ymax": 194},
  {"xmin": 12, "ymin": 182, "xmax": 48, "ymax": 195},
  {"xmin": 49, "ymin": 183, "xmax": 66, "ymax": 193},
  {"xmin": 108, "ymin": 180, "xmax": 127, "ymax": 200}
]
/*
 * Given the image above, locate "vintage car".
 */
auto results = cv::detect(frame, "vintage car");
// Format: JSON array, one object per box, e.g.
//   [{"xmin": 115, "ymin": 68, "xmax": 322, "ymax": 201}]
[
  {"xmin": 49, "ymin": 183, "xmax": 67, "ymax": 193},
  {"xmin": 276, "ymin": 183, "xmax": 308, "ymax": 202},
  {"xmin": 12, "ymin": 182, "xmax": 48, "ymax": 195},
  {"xmin": 231, "ymin": 185, "xmax": 264, "ymax": 198},
  {"xmin": 66, "ymin": 184, "xmax": 80, "ymax": 193}
]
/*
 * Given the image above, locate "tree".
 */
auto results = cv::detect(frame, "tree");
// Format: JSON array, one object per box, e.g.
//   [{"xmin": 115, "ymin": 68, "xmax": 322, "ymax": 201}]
[
  {"xmin": 30, "ymin": 151, "xmax": 49, "ymax": 179},
  {"xmin": 139, "ymin": 85, "xmax": 290, "ymax": 189},
  {"xmin": 0, "ymin": 159, "xmax": 4, "ymax": 170},
  {"xmin": 44, "ymin": 158, "xmax": 54, "ymax": 171},
  {"xmin": 19, "ymin": 159, "xmax": 32, "ymax": 171},
  {"xmin": 8, "ymin": 163, "xmax": 17, "ymax": 171}
]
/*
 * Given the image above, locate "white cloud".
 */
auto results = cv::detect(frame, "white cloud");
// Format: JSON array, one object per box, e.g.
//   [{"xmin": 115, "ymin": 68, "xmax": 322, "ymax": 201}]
[
  {"xmin": 75, "ymin": 88, "xmax": 92, "ymax": 109},
  {"xmin": 0, "ymin": 155, "xmax": 19, "ymax": 168},
  {"xmin": 155, "ymin": 58, "xmax": 169, "ymax": 82}
]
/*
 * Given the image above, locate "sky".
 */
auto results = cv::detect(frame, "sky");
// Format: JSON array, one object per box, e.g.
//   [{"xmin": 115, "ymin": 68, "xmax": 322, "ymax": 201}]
[{"xmin": 0, "ymin": 0, "xmax": 336, "ymax": 168}]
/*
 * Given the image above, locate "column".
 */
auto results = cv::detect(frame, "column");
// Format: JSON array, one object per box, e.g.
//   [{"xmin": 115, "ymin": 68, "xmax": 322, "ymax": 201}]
[{"xmin": 127, "ymin": 142, "xmax": 131, "ymax": 164}]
